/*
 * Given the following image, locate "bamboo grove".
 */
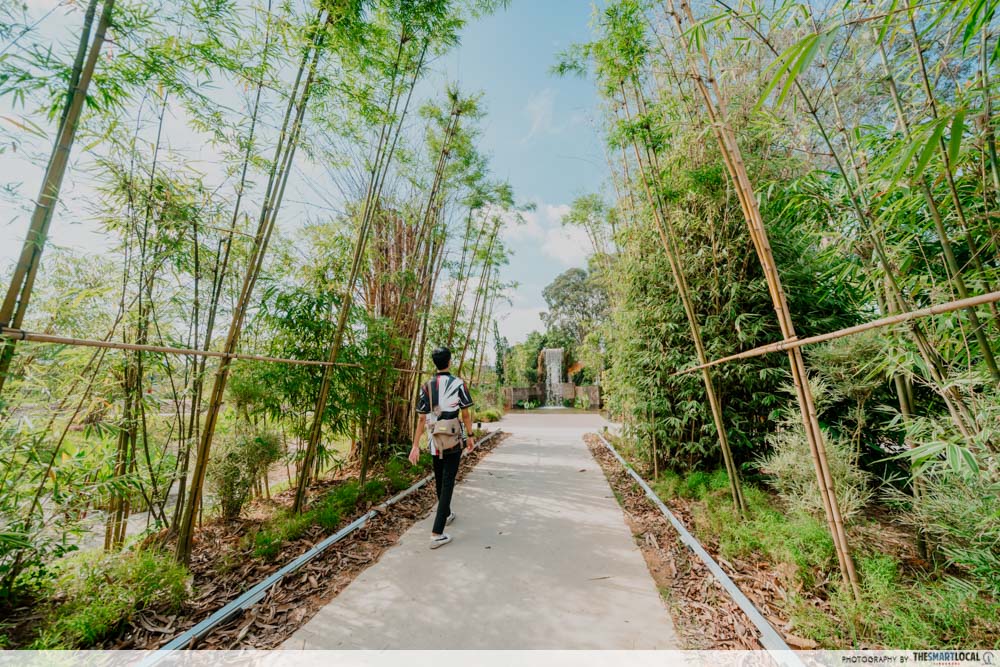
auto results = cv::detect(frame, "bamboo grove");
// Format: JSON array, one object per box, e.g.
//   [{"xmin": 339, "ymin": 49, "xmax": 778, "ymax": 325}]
[
  {"xmin": 555, "ymin": 0, "xmax": 1000, "ymax": 605},
  {"xmin": 0, "ymin": 0, "xmax": 514, "ymax": 593}
]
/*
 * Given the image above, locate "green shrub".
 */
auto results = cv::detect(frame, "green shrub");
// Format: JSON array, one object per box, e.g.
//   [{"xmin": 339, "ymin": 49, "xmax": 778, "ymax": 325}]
[
  {"xmin": 680, "ymin": 470, "xmax": 711, "ymax": 499},
  {"xmin": 476, "ymin": 407, "xmax": 502, "ymax": 422},
  {"xmin": 208, "ymin": 429, "xmax": 281, "ymax": 521},
  {"xmin": 283, "ymin": 512, "xmax": 313, "ymax": 541},
  {"xmin": 708, "ymin": 469, "xmax": 731, "ymax": 492},
  {"xmin": 384, "ymin": 458, "xmax": 414, "ymax": 492},
  {"xmin": 652, "ymin": 470, "xmax": 682, "ymax": 499},
  {"xmin": 313, "ymin": 504, "xmax": 342, "ymax": 531},
  {"xmin": 252, "ymin": 529, "xmax": 284, "ymax": 560},
  {"xmin": 32, "ymin": 550, "xmax": 188, "ymax": 648},
  {"xmin": 758, "ymin": 415, "xmax": 872, "ymax": 522},
  {"xmin": 888, "ymin": 473, "xmax": 1000, "ymax": 597},
  {"xmin": 248, "ymin": 476, "xmax": 391, "ymax": 563},
  {"xmin": 362, "ymin": 479, "xmax": 386, "ymax": 503},
  {"xmin": 326, "ymin": 480, "xmax": 360, "ymax": 513}
]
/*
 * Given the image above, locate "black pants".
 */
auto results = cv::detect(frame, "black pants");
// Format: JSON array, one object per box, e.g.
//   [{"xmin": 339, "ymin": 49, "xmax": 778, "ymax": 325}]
[{"xmin": 432, "ymin": 447, "xmax": 461, "ymax": 534}]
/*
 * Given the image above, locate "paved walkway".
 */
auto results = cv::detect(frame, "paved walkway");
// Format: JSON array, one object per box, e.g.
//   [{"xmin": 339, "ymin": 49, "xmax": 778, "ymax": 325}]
[{"xmin": 282, "ymin": 411, "xmax": 678, "ymax": 649}]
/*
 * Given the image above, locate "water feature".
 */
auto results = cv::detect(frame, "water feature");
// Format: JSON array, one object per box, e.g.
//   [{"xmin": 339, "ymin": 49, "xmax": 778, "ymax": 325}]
[{"xmin": 542, "ymin": 347, "xmax": 564, "ymax": 406}]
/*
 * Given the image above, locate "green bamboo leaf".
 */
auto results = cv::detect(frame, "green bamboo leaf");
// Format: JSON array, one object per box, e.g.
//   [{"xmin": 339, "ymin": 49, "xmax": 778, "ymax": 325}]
[
  {"xmin": 0, "ymin": 532, "xmax": 33, "ymax": 550},
  {"xmin": 946, "ymin": 443, "xmax": 960, "ymax": 473},
  {"xmin": 961, "ymin": 448, "xmax": 980, "ymax": 476},
  {"xmin": 948, "ymin": 108, "xmax": 966, "ymax": 168},
  {"xmin": 878, "ymin": 0, "xmax": 901, "ymax": 44},
  {"xmin": 961, "ymin": 0, "xmax": 988, "ymax": 53},
  {"xmin": 889, "ymin": 123, "xmax": 931, "ymax": 189},
  {"xmin": 777, "ymin": 33, "xmax": 822, "ymax": 109},
  {"xmin": 895, "ymin": 439, "xmax": 946, "ymax": 464},
  {"xmin": 914, "ymin": 117, "xmax": 948, "ymax": 178},
  {"xmin": 756, "ymin": 38, "xmax": 806, "ymax": 111},
  {"xmin": 2, "ymin": 114, "xmax": 47, "ymax": 139}
]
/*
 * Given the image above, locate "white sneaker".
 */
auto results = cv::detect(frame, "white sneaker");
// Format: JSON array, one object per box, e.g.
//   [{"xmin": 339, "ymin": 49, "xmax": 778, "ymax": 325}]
[
  {"xmin": 446, "ymin": 512, "xmax": 456, "ymax": 526},
  {"xmin": 430, "ymin": 534, "xmax": 452, "ymax": 549}
]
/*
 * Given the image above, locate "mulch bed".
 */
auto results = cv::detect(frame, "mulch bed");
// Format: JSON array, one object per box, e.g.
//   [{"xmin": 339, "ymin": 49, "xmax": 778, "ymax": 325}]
[
  {"xmin": 115, "ymin": 432, "xmax": 509, "ymax": 650},
  {"xmin": 586, "ymin": 433, "xmax": 813, "ymax": 650}
]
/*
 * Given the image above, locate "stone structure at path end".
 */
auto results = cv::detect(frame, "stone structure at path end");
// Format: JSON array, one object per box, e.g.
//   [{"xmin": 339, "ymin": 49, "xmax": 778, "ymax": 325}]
[{"xmin": 502, "ymin": 347, "xmax": 601, "ymax": 409}]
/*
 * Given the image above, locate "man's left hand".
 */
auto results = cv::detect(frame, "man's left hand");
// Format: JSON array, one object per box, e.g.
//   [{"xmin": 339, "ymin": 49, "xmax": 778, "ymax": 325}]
[{"xmin": 465, "ymin": 437, "xmax": 476, "ymax": 454}]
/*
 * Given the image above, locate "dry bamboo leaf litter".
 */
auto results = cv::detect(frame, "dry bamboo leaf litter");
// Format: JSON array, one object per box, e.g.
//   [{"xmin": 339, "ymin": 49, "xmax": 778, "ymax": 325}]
[{"xmin": 586, "ymin": 434, "xmax": 768, "ymax": 650}]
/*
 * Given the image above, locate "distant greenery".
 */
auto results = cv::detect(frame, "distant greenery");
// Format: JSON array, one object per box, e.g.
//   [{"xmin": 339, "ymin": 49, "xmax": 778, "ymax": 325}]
[{"xmin": 474, "ymin": 407, "xmax": 502, "ymax": 423}]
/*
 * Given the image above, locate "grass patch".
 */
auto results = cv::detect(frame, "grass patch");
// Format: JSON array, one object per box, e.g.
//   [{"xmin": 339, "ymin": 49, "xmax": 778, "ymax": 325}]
[
  {"xmin": 673, "ymin": 474, "xmax": 836, "ymax": 590},
  {"xmin": 649, "ymin": 467, "xmax": 1000, "ymax": 648},
  {"xmin": 30, "ymin": 550, "xmax": 188, "ymax": 649},
  {"xmin": 246, "ymin": 452, "xmax": 434, "ymax": 562},
  {"xmin": 249, "ymin": 481, "xmax": 365, "ymax": 560},
  {"xmin": 651, "ymin": 469, "xmax": 682, "ymax": 500},
  {"xmin": 793, "ymin": 554, "xmax": 1000, "ymax": 649},
  {"xmin": 475, "ymin": 407, "xmax": 502, "ymax": 422}
]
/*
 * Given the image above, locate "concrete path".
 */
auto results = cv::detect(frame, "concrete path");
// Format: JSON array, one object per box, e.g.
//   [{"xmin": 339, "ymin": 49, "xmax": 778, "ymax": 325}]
[{"xmin": 282, "ymin": 411, "xmax": 678, "ymax": 649}]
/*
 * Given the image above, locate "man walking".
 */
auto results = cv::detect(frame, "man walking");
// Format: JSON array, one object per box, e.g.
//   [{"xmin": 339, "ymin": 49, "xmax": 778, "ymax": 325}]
[{"xmin": 409, "ymin": 346, "xmax": 475, "ymax": 549}]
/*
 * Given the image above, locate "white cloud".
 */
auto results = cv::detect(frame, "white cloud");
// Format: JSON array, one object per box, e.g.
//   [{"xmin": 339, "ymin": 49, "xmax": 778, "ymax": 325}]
[
  {"xmin": 523, "ymin": 89, "xmax": 557, "ymax": 142},
  {"xmin": 495, "ymin": 200, "xmax": 590, "ymax": 267},
  {"xmin": 539, "ymin": 203, "xmax": 570, "ymax": 225},
  {"xmin": 541, "ymin": 224, "xmax": 591, "ymax": 266},
  {"xmin": 494, "ymin": 205, "xmax": 543, "ymax": 242},
  {"xmin": 496, "ymin": 305, "xmax": 546, "ymax": 344}
]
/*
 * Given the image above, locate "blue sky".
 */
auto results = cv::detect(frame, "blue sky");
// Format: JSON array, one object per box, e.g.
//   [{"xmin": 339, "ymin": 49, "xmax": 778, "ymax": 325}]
[
  {"xmin": 437, "ymin": 0, "xmax": 607, "ymax": 344},
  {"xmin": 1, "ymin": 0, "xmax": 606, "ymax": 347}
]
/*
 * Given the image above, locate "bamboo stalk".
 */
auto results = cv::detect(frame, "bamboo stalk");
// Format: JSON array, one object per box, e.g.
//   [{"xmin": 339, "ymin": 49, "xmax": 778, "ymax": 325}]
[
  {"xmin": 872, "ymin": 33, "xmax": 999, "ymax": 381},
  {"xmin": 175, "ymin": 13, "xmax": 339, "ymax": 562},
  {"xmin": 663, "ymin": 0, "xmax": 860, "ymax": 599},
  {"xmin": 293, "ymin": 34, "xmax": 430, "ymax": 513},
  {"xmin": 675, "ymin": 291, "xmax": 1000, "ymax": 375},
  {"xmin": 707, "ymin": 0, "xmax": 982, "ymax": 442},
  {"xmin": 903, "ymin": 1, "xmax": 1000, "ymax": 329},
  {"xmin": 457, "ymin": 222, "xmax": 500, "ymax": 375},
  {"xmin": 0, "ymin": 327, "xmax": 432, "ymax": 374},
  {"xmin": 618, "ymin": 79, "xmax": 745, "ymax": 513},
  {"xmin": 0, "ymin": 0, "xmax": 114, "ymax": 394},
  {"xmin": 172, "ymin": 5, "xmax": 277, "ymax": 532},
  {"xmin": 471, "ymin": 266, "xmax": 500, "ymax": 387},
  {"xmin": 447, "ymin": 208, "xmax": 482, "ymax": 347}
]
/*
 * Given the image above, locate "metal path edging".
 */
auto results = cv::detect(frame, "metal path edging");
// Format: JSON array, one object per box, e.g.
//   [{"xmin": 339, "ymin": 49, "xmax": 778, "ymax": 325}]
[
  {"xmin": 597, "ymin": 432, "xmax": 804, "ymax": 665},
  {"xmin": 146, "ymin": 429, "xmax": 502, "ymax": 658}
]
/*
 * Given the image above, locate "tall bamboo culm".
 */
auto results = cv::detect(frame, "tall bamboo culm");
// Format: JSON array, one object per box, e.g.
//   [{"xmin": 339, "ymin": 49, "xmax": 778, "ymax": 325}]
[
  {"xmin": 617, "ymin": 80, "xmax": 745, "ymax": 514},
  {"xmin": 662, "ymin": 0, "xmax": 861, "ymax": 599},
  {"xmin": 292, "ymin": 34, "xmax": 430, "ymax": 513},
  {"xmin": 0, "ymin": 0, "xmax": 114, "ymax": 395},
  {"xmin": 175, "ymin": 11, "xmax": 329, "ymax": 562}
]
